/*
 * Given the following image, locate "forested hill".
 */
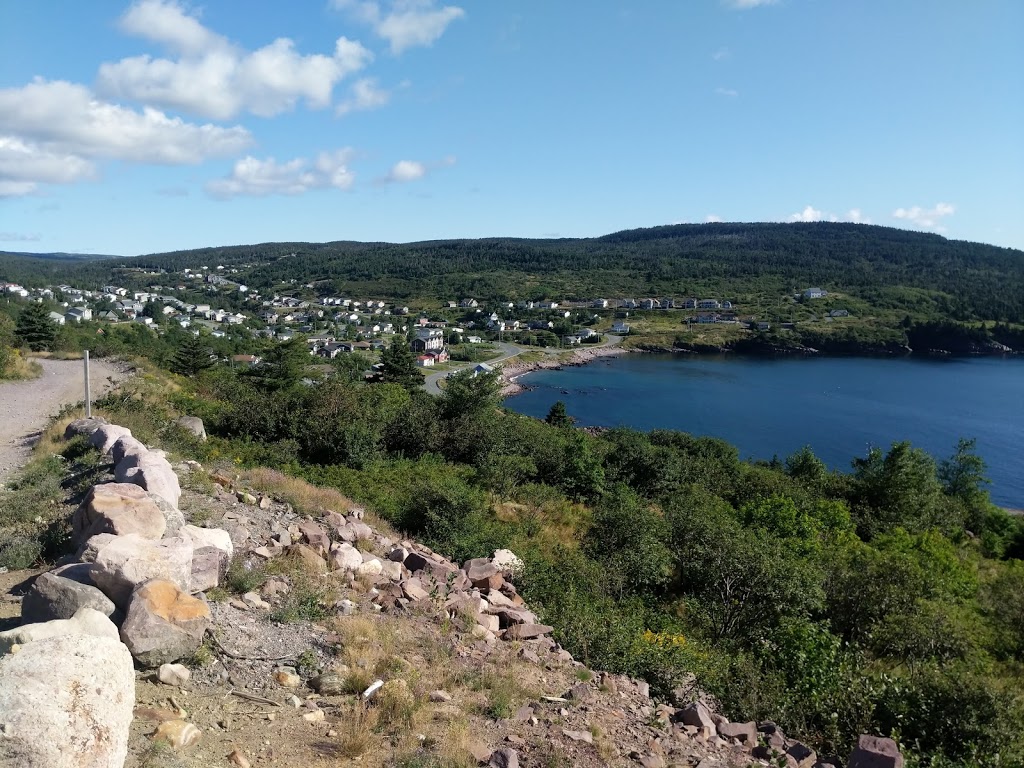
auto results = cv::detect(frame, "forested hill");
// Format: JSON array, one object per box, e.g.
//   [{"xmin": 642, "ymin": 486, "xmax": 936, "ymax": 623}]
[{"xmin": 5, "ymin": 222, "xmax": 1024, "ymax": 321}]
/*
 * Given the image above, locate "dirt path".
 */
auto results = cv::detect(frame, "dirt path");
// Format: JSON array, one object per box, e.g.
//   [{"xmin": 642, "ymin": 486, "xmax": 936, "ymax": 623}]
[{"xmin": 0, "ymin": 357, "xmax": 127, "ymax": 484}]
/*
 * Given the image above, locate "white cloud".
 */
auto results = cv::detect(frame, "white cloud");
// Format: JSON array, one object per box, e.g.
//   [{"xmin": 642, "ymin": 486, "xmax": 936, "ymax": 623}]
[
  {"xmin": 206, "ymin": 149, "xmax": 356, "ymax": 199},
  {"xmin": 711, "ymin": 47, "xmax": 730, "ymax": 61},
  {"xmin": 705, "ymin": 214, "xmax": 723, "ymax": 223},
  {"xmin": 892, "ymin": 202, "xmax": 955, "ymax": 231},
  {"xmin": 724, "ymin": 0, "xmax": 778, "ymax": 8},
  {"xmin": 0, "ymin": 135, "xmax": 97, "ymax": 196},
  {"xmin": 334, "ymin": 0, "xmax": 465, "ymax": 55},
  {"xmin": 0, "ymin": 79, "xmax": 250, "ymax": 195},
  {"xmin": 118, "ymin": 0, "xmax": 223, "ymax": 56},
  {"xmin": 379, "ymin": 155, "xmax": 455, "ymax": 184},
  {"xmin": 336, "ymin": 77, "xmax": 391, "ymax": 115},
  {"xmin": 788, "ymin": 205, "xmax": 871, "ymax": 224},
  {"xmin": 98, "ymin": 0, "xmax": 372, "ymax": 119},
  {"xmin": 790, "ymin": 205, "xmax": 826, "ymax": 222},
  {"xmin": 386, "ymin": 159, "xmax": 427, "ymax": 182},
  {"xmin": 715, "ymin": 87, "xmax": 739, "ymax": 97}
]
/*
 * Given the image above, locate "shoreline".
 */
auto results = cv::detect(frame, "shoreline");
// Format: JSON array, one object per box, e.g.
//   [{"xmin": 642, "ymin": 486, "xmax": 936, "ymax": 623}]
[{"xmin": 500, "ymin": 344, "xmax": 628, "ymax": 397}]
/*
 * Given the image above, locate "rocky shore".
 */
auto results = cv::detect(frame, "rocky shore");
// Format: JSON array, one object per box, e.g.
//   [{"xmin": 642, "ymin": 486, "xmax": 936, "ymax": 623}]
[{"xmin": 500, "ymin": 344, "xmax": 628, "ymax": 397}]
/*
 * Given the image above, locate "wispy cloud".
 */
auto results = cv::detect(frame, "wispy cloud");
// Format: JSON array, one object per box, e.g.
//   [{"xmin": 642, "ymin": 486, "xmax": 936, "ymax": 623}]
[
  {"xmin": 333, "ymin": 0, "xmax": 465, "ymax": 55},
  {"xmin": 98, "ymin": 0, "xmax": 372, "ymax": 120},
  {"xmin": 336, "ymin": 77, "xmax": 391, "ymax": 116},
  {"xmin": 723, "ymin": 0, "xmax": 778, "ymax": 9},
  {"xmin": 705, "ymin": 214, "xmax": 723, "ymax": 223},
  {"xmin": 206, "ymin": 149, "xmax": 356, "ymax": 199},
  {"xmin": 711, "ymin": 47, "xmax": 731, "ymax": 61},
  {"xmin": 789, "ymin": 205, "xmax": 872, "ymax": 224},
  {"xmin": 892, "ymin": 202, "xmax": 955, "ymax": 231},
  {"xmin": 0, "ymin": 231, "xmax": 41, "ymax": 242},
  {"xmin": 715, "ymin": 87, "xmax": 739, "ymax": 97},
  {"xmin": 378, "ymin": 155, "xmax": 455, "ymax": 184}
]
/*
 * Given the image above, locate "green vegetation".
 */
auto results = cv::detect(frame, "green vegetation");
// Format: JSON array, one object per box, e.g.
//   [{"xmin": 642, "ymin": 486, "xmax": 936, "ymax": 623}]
[
  {"xmin": 5, "ymin": 222, "xmax": 1023, "ymax": 763},
  {"xmin": 77, "ymin": 343, "xmax": 1024, "ymax": 766}
]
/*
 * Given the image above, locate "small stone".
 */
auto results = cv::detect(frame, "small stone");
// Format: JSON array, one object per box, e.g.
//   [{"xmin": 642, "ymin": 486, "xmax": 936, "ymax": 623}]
[
  {"xmin": 302, "ymin": 709, "xmax": 325, "ymax": 723},
  {"xmin": 489, "ymin": 747, "xmax": 520, "ymax": 768},
  {"xmin": 157, "ymin": 663, "xmax": 191, "ymax": 687},
  {"xmin": 289, "ymin": 695, "xmax": 302, "ymax": 708},
  {"xmin": 562, "ymin": 729, "xmax": 593, "ymax": 743},
  {"xmin": 311, "ymin": 672, "xmax": 345, "ymax": 695},
  {"xmin": 429, "ymin": 690, "xmax": 452, "ymax": 702},
  {"xmin": 242, "ymin": 592, "xmax": 271, "ymax": 610},
  {"xmin": 153, "ymin": 720, "xmax": 201, "ymax": 751},
  {"xmin": 273, "ymin": 668, "xmax": 302, "ymax": 688},
  {"xmin": 227, "ymin": 749, "xmax": 252, "ymax": 768}
]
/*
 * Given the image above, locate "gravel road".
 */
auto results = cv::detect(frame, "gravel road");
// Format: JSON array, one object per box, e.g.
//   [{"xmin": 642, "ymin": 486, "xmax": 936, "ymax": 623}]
[{"xmin": 0, "ymin": 357, "xmax": 127, "ymax": 484}]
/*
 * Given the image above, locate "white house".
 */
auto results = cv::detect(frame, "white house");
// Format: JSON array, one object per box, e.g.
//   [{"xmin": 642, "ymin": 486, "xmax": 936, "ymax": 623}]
[
  {"xmin": 611, "ymin": 321, "xmax": 630, "ymax": 334},
  {"xmin": 803, "ymin": 287, "xmax": 828, "ymax": 299},
  {"xmin": 48, "ymin": 311, "xmax": 66, "ymax": 325}
]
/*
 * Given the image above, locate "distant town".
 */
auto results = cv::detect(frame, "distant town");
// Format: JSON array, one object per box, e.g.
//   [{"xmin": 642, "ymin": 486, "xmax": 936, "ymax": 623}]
[{"xmin": 2, "ymin": 262, "xmax": 846, "ymax": 368}]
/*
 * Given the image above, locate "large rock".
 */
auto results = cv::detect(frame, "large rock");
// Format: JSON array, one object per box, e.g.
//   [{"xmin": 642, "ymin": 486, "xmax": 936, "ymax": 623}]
[
  {"xmin": 109, "ymin": 434, "xmax": 148, "ymax": 465},
  {"xmin": 72, "ymin": 483, "xmax": 167, "ymax": 546},
  {"xmin": 63, "ymin": 416, "xmax": 108, "ymax": 440},
  {"xmin": 114, "ymin": 451, "xmax": 181, "ymax": 509},
  {"xmin": 190, "ymin": 546, "xmax": 228, "ymax": 592},
  {"xmin": 502, "ymin": 623, "xmax": 553, "ymax": 640},
  {"xmin": 676, "ymin": 701, "xmax": 717, "ymax": 735},
  {"xmin": 89, "ymin": 424, "xmax": 133, "ymax": 455},
  {"xmin": 718, "ymin": 720, "xmax": 758, "ymax": 745},
  {"xmin": 330, "ymin": 543, "xmax": 363, "ymax": 572},
  {"xmin": 180, "ymin": 524, "xmax": 234, "ymax": 561},
  {"xmin": 175, "ymin": 416, "xmax": 207, "ymax": 441},
  {"xmin": 848, "ymin": 735, "xmax": 904, "ymax": 768},
  {"xmin": 91, "ymin": 534, "xmax": 193, "ymax": 609},
  {"xmin": 21, "ymin": 568, "xmax": 117, "ymax": 623},
  {"xmin": 119, "ymin": 580, "xmax": 211, "ymax": 667},
  {"xmin": 465, "ymin": 561, "xmax": 504, "ymax": 591},
  {"xmin": 0, "ymin": 607, "xmax": 120, "ymax": 655},
  {"xmin": 0, "ymin": 629, "xmax": 134, "ymax": 767}
]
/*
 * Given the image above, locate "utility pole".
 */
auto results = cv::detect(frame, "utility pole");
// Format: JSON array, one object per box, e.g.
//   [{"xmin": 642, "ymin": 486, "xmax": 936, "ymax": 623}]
[{"xmin": 83, "ymin": 350, "xmax": 92, "ymax": 418}]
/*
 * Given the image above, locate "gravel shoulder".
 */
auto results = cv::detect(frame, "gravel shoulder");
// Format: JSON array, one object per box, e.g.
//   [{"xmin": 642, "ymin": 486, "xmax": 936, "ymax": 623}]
[{"xmin": 0, "ymin": 357, "xmax": 127, "ymax": 483}]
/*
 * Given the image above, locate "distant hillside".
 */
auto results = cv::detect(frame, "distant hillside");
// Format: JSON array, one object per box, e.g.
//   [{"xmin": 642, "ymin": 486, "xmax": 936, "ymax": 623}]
[
  {"xmin": 4, "ymin": 223, "xmax": 1023, "ymax": 322},
  {"xmin": 0, "ymin": 250, "xmax": 121, "ymax": 261}
]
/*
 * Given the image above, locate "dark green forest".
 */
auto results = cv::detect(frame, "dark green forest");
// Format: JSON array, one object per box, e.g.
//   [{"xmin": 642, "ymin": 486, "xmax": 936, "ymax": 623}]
[{"xmin": 4, "ymin": 223, "xmax": 1024, "ymax": 324}]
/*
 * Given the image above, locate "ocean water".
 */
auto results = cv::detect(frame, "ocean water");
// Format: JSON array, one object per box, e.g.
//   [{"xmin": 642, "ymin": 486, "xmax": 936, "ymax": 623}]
[{"xmin": 504, "ymin": 354, "xmax": 1024, "ymax": 509}]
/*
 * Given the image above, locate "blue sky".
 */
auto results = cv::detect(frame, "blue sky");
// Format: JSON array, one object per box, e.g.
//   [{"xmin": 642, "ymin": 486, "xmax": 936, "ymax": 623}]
[{"xmin": 1, "ymin": 0, "xmax": 1021, "ymax": 255}]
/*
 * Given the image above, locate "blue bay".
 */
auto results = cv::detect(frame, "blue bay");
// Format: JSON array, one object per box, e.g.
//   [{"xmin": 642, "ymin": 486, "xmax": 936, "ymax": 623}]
[{"xmin": 505, "ymin": 354, "xmax": 1024, "ymax": 509}]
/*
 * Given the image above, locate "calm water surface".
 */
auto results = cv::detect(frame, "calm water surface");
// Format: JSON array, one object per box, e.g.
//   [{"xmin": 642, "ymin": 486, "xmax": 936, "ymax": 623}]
[{"xmin": 505, "ymin": 355, "xmax": 1024, "ymax": 508}]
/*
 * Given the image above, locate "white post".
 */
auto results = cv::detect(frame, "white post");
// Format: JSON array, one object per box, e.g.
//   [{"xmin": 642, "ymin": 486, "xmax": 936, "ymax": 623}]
[{"xmin": 84, "ymin": 350, "xmax": 91, "ymax": 418}]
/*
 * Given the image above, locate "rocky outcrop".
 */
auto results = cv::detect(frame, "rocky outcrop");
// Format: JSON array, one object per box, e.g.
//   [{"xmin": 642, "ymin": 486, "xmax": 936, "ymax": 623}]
[
  {"xmin": 119, "ymin": 580, "xmax": 211, "ymax": 667},
  {"xmin": 0, "ymin": 629, "xmax": 134, "ymax": 768},
  {"xmin": 0, "ymin": 606, "xmax": 120, "ymax": 654},
  {"xmin": 91, "ymin": 534, "xmax": 194, "ymax": 609},
  {"xmin": 20, "ymin": 567, "xmax": 117, "ymax": 622},
  {"xmin": 72, "ymin": 483, "xmax": 168, "ymax": 546}
]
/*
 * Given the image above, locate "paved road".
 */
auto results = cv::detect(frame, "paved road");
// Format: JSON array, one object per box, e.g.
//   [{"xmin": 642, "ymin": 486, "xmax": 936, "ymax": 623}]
[
  {"xmin": 0, "ymin": 357, "xmax": 126, "ymax": 483},
  {"xmin": 422, "ymin": 341, "xmax": 523, "ymax": 395}
]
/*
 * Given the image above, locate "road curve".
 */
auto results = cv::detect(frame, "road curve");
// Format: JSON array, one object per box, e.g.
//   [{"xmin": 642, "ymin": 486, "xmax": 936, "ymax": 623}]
[{"xmin": 422, "ymin": 341, "xmax": 523, "ymax": 395}]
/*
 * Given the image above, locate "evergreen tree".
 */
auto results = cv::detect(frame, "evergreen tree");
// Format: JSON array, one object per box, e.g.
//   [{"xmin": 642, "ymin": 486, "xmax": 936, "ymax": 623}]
[
  {"xmin": 170, "ymin": 333, "xmax": 214, "ymax": 377},
  {"xmin": 545, "ymin": 400, "xmax": 575, "ymax": 427},
  {"xmin": 245, "ymin": 339, "xmax": 308, "ymax": 391},
  {"xmin": 14, "ymin": 302, "xmax": 57, "ymax": 351},
  {"xmin": 380, "ymin": 337, "xmax": 421, "ymax": 390}
]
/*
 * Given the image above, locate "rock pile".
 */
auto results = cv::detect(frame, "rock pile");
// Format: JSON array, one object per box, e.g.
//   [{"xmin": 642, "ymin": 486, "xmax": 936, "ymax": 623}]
[{"xmin": 0, "ymin": 417, "xmax": 227, "ymax": 768}]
